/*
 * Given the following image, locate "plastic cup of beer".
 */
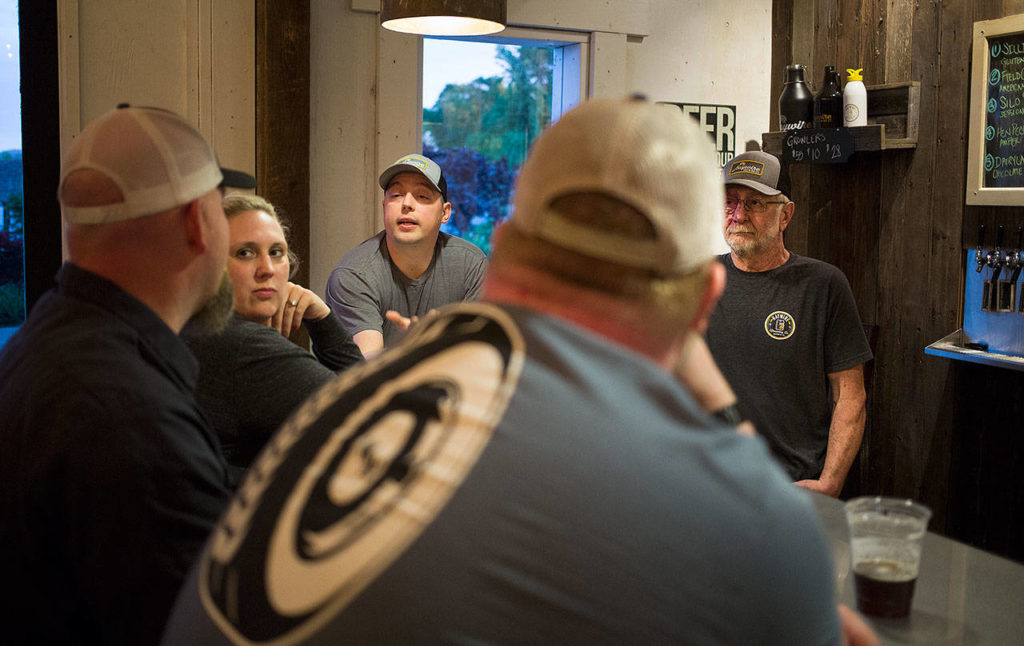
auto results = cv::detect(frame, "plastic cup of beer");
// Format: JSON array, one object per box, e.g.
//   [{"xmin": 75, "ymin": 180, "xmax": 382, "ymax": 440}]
[{"xmin": 844, "ymin": 496, "xmax": 932, "ymax": 618}]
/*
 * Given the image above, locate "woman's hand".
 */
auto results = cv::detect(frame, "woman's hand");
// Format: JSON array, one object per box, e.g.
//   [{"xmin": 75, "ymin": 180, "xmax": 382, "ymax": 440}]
[{"xmin": 272, "ymin": 282, "xmax": 332, "ymax": 337}]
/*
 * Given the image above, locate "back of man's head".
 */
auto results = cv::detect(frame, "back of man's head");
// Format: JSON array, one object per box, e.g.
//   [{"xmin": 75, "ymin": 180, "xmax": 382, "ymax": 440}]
[
  {"xmin": 57, "ymin": 105, "xmax": 255, "ymax": 332},
  {"xmin": 58, "ymin": 104, "xmax": 254, "ymax": 224},
  {"xmin": 489, "ymin": 96, "xmax": 723, "ymax": 328}
]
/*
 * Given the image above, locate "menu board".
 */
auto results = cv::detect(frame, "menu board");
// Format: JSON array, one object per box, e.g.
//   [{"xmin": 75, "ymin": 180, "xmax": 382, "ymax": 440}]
[
  {"xmin": 983, "ymin": 32, "xmax": 1024, "ymax": 187},
  {"xmin": 967, "ymin": 14, "xmax": 1024, "ymax": 205}
]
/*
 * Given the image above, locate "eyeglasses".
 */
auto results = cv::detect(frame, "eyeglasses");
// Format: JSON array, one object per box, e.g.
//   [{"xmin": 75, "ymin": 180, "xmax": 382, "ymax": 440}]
[{"xmin": 724, "ymin": 196, "xmax": 788, "ymax": 214}]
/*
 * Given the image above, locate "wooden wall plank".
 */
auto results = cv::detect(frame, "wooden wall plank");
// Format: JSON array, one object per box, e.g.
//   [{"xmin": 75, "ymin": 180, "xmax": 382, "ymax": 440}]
[
  {"xmin": 885, "ymin": 0, "xmax": 913, "ymax": 83},
  {"xmin": 916, "ymin": 0, "xmax": 973, "ymax": 536},
  {"xmin": 257, "ymin": 0, "xmax": 311, "ymax": 345},
  {"xmin": 884, "ymin": 0, "xmax": 938, "ymax": 500},
  {"xmin": 770, "ymin": 0, "xmax": 794, "ymax": 134}
]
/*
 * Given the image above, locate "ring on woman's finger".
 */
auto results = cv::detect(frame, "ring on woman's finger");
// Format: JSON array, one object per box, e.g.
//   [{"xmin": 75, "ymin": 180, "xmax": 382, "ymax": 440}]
[{"xmin": 287, "ymin": 300, "xmax": 298, "ymax": 307}]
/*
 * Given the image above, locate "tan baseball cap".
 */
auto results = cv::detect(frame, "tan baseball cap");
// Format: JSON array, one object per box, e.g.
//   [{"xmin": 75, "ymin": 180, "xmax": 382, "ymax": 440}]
[
  {"xmin": 58, "ymin": 104, "xmax": 256, "ymax": 224},
  {"xmin": 722, "ymin": 151, "xmax": 791, "ymax": 197},
  {"xmin": 510, "ymin": 96, "xmax": 723, "ymax": 275}
]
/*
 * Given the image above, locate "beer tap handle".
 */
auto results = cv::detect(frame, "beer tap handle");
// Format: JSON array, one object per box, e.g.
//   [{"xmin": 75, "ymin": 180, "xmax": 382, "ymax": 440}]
[
  {"xmin": 976, "ymin": 224, "xmax": 986, "ymax": 272},
  {"xmin": 996, "ymin": 225, "xmax": 1007, "ymax": 267},
  {"xmin": 1017, "ymin": 226, "xmax": 1024, "ymax": 268}
]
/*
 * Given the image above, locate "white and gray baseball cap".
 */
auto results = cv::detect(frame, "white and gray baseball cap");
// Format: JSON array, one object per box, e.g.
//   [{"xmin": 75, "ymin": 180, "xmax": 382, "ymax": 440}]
[
  {"xmin": 378, "ymin": 154, "xmax": 448, "ymax": 201},
  {"xmin": 58, "ymin": 104, "xmax": 256, "ymax": 224},
  {"xmin": 510, "ymin": 96, "xmax": 723, "ymax": 275}
]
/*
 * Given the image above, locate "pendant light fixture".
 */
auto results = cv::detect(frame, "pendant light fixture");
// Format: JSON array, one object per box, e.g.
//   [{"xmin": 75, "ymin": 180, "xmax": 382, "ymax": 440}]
[{"xmin": 381, "ymin": 0, "xmax": 506, "ymax": 36}]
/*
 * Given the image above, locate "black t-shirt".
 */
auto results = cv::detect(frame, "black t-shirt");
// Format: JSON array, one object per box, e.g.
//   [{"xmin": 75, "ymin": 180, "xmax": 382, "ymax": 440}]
[
  {"xmin": 707, "ymin": 253, "xmax": 873, "ymax": 480},
  {"xmin": 186, "ymin": 313, "xmax": 362, "ymax": 481}
]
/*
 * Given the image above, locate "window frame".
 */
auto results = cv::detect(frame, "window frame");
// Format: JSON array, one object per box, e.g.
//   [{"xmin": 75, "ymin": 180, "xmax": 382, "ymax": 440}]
[{"xmin": 418, "ymin": 27, "xmax": 590, "ymax": 252}]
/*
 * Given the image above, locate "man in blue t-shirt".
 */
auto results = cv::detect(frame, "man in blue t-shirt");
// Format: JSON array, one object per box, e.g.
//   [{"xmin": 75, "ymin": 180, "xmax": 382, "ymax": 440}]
[{"xmin": 707, "ymin": 151, "xmax": 873, "ymax": 496}]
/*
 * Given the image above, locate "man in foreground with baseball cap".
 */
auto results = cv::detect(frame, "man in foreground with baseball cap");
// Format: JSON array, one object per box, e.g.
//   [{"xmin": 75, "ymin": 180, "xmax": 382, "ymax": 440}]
[
  {"xmin": 162, "ymin": 97, "xmax": 876, "ymax": 645},
  {"xmin": 707, "ymin": 151, "xmax": 872, "ymax": 498},
  {"xmin": 0, "ymin": 105, "xmax": 255, "ymax": 644},
  {"xmin": 325, "ymin": 153, "xmax": 487, "ymax": 357}
]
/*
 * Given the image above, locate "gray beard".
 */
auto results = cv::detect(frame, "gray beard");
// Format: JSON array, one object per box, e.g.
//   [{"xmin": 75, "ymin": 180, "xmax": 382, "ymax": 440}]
[{"xmin": 187, "ymin": 271, "xmax": 235, "ymax": 334}]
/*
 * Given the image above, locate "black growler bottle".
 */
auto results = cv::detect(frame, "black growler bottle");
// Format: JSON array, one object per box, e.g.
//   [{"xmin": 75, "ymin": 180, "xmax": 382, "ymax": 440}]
[
  {"xmin": 814, "ymin": 66, "xmax": 844, "ymax": 128},
  {"xmin": 779, "ymin": 64, "xmax": 813, "ymax": 131}
]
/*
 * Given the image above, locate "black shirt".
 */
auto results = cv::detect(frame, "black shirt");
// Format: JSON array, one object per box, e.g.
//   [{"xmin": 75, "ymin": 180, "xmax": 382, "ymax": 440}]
[
  {"xmin": 186, "ymin": 313, "xmax": 363, "ymax": 482},
  {"xmin": 0, "ymin": 263, "xmax": 231, "ymax": 645}
]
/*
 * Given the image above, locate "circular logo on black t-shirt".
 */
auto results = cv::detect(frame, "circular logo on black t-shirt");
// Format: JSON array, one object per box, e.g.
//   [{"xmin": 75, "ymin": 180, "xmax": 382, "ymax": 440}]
[
  {"xmin": 764, "ymin": 311, "xmax": 796, "ymax": 339},
  {"xmin": 198, "ymin": 304, "xmax": 524, "ymax": 645}
]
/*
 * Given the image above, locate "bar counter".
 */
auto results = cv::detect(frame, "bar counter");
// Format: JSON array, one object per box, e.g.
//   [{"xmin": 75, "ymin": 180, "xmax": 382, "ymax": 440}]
[{"xmin": 810, "ymin": 493, "xmax": 1024, "ymax": 645}]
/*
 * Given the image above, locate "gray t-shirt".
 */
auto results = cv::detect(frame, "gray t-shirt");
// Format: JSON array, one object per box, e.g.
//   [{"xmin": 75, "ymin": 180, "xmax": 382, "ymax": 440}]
[
  {"xmin": 706, "ymin": 253, "xmax": 873, "ymax": 481},
  {"xmin": 162, "ymin": 302, "xmax": 841, "ymax": 646},
  {"xmin": 325, "ymin": 231, "xmax": 487, "ymax": 346}
]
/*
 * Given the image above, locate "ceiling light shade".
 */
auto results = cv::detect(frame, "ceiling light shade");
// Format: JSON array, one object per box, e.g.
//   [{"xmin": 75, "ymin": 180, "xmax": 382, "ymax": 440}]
[{"xmin": 381, "ymin": 0, "xmax": 506, "ymax": 36}]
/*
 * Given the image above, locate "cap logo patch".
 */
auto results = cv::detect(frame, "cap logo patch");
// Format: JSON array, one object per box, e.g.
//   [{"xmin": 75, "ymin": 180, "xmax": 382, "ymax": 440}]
[
  {"xmin": 764, "ymin": 311, "xmax": 795, "ymax": 340},
  {"xmin": 729, "ymin": 160, "xmax": 765, "ymax": 177},
  {"xmin": 396, "ymin": 155, "xmax": 428, "ymax": 170}
]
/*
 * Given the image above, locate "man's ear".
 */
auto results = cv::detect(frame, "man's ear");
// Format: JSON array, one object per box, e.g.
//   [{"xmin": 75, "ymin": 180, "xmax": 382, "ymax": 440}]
[
  {"xmin": 779, "ymin": 200, "xmax": 796, "ymax": 232},
  {"xmin": 441, "ymin": 202, "xmax": 452, "ymax": 224},
  {"xmin": 183, "ymin": 198, "xmax": 207, "ymax": 254},
  {"xmin": 690, "ymin": 260, "xmax": 726, "ymax": 333}
]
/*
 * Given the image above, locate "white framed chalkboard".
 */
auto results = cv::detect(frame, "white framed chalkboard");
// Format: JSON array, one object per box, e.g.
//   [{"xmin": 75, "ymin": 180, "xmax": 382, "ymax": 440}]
[{"xmin": 967, "ymin": 13, "xmax": 1024, "ymax": 205}]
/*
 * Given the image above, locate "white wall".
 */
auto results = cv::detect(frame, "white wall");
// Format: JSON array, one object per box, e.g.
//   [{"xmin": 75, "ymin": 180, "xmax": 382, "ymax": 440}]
[
  {"xmin": 59, "ymin": 0, "xmax": 255, "ymax": 178},
  {"xmin": 627, "ymin": 0, "xmax": 772, "ymax": 156}
]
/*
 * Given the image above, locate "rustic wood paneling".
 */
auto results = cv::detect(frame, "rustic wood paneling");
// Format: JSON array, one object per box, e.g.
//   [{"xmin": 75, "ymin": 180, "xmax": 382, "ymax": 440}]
[
  {"xmin": 949, "ymin": 362, "xmax": 1024, "ymax": 563},
  {"xmin": 774, "ymin": 0, "xmax": 1023, "ymax": 560}
]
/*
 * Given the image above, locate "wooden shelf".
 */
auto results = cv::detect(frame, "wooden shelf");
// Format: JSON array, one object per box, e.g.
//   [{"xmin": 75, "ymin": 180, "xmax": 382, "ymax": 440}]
[{"xmin": 762, "ymin": 81, "xmax": 920, "ymax": 155}]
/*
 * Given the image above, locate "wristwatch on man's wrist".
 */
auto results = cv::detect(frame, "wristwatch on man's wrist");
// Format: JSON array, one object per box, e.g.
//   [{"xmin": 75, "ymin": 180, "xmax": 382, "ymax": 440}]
[{"xmin": 710, "ymin": 402, "xmax": 744, "ymax": 426}]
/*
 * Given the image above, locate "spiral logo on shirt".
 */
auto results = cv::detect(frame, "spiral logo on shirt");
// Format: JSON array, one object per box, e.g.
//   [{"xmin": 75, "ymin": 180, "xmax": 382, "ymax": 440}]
[
  {"xmin": 197, "ymin": 304, "xmax": 524, "ymax": 645},
  {"xmin": 764, "ymin": 311, "xmax": 796, "ymax": 339}
]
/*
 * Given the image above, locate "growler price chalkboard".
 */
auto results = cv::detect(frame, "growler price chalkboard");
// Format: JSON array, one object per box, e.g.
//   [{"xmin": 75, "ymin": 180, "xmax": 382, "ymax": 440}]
[
  {"xmin": 781, "ymin": 128, "xmax": 855, "ymax": 164},
  {"xmin": 967, "ymin": 15, "xmax": 1024, "ymax": 205}
]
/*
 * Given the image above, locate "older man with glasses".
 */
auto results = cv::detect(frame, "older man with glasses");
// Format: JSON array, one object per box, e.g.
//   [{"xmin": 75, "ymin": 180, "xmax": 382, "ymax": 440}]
[{"xmin": 705, "ymin": 151, "xmax": 873, "ymax": 498}]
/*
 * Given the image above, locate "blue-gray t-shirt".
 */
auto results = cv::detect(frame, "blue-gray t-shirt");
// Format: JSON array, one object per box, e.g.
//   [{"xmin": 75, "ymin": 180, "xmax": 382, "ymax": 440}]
[{"xmin": 162, "ymin": 302, "xmax": 840, "ymax": 646}]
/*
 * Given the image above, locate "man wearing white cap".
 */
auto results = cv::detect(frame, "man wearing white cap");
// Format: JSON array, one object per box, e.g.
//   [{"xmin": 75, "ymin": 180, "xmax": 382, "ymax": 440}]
[
  {"xmin": 325, "ymin": 153, "xmax": 487, "ymax": 357},
  {"xmin": 162, "ymin": 97, "xmax": 875, "ymax": 646},
  {"xmin": 0, "ymin": 105, "xmax": 255, "ymax": 644},
  {"xmin": 708, "ymin": 151, "xmax": 872, "ymax": 498}
]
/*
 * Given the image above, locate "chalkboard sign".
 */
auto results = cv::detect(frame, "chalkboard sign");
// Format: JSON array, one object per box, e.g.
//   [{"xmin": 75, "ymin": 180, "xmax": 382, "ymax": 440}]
[
  {"xmin": 982, "ymin": 32, "xmax": 1024, "ymax": 187},
  {"xmin": 967, "ymin": 14, "xmax": 1024, "ymax": 205},
  {"xmin": 781, "ymin": 127, "xmax": 855, "ymax": 164}
]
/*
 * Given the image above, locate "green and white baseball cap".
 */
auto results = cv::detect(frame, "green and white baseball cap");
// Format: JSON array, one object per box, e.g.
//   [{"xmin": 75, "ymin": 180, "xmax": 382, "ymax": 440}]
[{"xmin": 378, "ymin": 153, "xmax": 448, "ymax": 201}]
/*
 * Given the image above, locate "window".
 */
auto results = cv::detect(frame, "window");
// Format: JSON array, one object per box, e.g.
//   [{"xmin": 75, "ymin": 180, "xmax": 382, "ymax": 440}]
[
  {"xmin": 422, "ymin": 28, "xmax": 587, "ymax": 254},
  {"xmin": 0, "ymin": 0, "xmax": 22, "ymax": 347}
]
